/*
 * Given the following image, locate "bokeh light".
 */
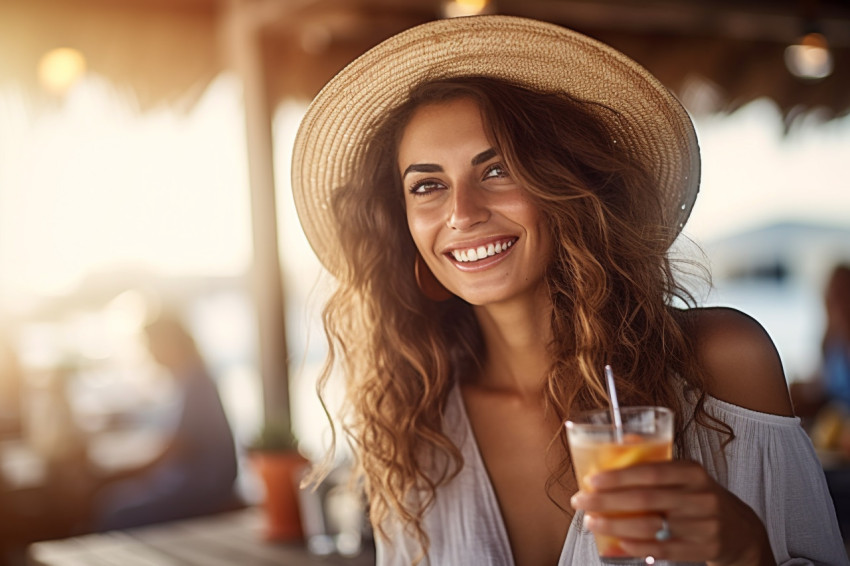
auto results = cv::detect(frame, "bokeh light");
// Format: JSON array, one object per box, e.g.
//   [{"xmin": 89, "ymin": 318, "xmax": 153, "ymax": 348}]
[{"xmin": 37, "ymin": 47, "xmax": 87, "ymax": 94}]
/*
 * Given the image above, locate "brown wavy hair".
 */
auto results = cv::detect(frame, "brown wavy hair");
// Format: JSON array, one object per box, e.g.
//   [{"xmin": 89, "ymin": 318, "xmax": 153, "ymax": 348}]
[{"xmin": 315, "ymin": 76, "xmax": 726, "ymax": 558}]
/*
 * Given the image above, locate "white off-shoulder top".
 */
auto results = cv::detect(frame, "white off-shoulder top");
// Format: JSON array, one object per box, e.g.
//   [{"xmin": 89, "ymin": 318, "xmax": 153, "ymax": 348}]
[{"xmin": 376, "ymin": 385, "xmax": 849, "ymax": 566}]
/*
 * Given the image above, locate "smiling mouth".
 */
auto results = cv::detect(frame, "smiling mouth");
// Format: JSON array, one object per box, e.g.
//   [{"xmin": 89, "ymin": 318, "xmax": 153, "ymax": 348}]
[{"xmin": 448, "ymin": 238, "xmax": 517, "ymax": 263}]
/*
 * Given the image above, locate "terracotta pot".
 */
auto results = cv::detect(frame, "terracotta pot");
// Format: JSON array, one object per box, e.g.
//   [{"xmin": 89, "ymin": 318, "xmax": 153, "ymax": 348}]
[{"xmin": 250, "ymin": 451, "xmax": 309, "ymax": 541}]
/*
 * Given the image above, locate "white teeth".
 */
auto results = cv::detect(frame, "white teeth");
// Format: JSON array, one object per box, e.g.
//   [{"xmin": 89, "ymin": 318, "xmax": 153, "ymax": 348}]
[{"xmin": 450, "ymin": 240, "xmax": 514, "ymax": 263}]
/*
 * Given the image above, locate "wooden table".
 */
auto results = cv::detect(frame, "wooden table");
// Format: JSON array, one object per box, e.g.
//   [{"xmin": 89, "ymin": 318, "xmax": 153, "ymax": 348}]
[{"xmin": 27, "ymin": 508, "xmax": 375, "ymax": 566}]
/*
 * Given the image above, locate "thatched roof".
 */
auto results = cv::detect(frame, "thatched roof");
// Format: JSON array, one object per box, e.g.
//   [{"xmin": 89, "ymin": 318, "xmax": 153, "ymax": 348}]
[
  {"xmin": 2, "ymin": 0, "xmax": 849, "ymax": 122},
  {"xmin": 0, "ymin": 0, "xmax": 220, "ymax": 111}
]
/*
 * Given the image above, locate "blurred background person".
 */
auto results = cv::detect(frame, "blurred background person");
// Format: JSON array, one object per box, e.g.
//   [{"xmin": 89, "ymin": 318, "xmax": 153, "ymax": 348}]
[
  {"xmin": 0, "ymin": 334, "xmax": 90, "ymax": 562},
  {"xmin": 27, "ymin": 363, "xmax": 90, "ymax": 537},
  {"xmin": 89, "ymin": 311, "xmax": 240, "ymax": 531},
  {"xmin": 820, "ymin": 265, "xmax": 850, "ymax": 410},
  {"xmin": 0, "ymin": 332, "xmax": 25, "ymax": 566},
  {"xmin": 790, "ymin": 264, "xmax": 850, "ymax": 541},
  {"xmin": 0, "ymin": 332, "xmax": 22, "ymax": 440},
  {"xmin": 792, "ymin": 265, "xmax": 850, "ymax": 433}
]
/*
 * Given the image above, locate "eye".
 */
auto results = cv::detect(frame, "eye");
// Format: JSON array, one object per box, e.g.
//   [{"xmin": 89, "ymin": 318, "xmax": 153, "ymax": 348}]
[
  {"xmin": 482, "ymin": 163, "xmax": 509, "ymax": 180},
  {"xmin": 409, "ymin": 178, "xmax": 446, "ymax": 196}
]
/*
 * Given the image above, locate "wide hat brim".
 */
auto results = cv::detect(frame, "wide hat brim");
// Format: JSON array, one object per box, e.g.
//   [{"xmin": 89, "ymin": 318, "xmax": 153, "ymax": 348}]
[{"xmin": 292, "ymin": 15, "xmax": 700, "ymax": 276}]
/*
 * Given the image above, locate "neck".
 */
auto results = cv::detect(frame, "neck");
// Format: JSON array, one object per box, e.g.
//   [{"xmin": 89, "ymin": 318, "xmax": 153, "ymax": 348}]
[{"xmin": 472, "ymin": 289, "xmax": 554, "ymax": 399}]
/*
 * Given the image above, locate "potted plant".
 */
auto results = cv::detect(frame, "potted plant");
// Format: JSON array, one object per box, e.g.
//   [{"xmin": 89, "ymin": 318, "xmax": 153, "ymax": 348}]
[{"xmin": 248, "ymin": 417, "xmax": 309, "ymax": 542}]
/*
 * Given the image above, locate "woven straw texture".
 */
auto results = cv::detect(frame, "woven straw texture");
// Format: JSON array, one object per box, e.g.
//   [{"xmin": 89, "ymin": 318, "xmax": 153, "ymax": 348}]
[{"xmin": 291, "ymin": 15, "xmax": 700, "ymax": 275}]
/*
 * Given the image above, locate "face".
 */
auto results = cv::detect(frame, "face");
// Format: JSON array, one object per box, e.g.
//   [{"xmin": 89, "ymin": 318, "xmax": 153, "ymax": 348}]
[{"xmin": 398, "ymin": 97, "xmax": 552, "ymax": 307}]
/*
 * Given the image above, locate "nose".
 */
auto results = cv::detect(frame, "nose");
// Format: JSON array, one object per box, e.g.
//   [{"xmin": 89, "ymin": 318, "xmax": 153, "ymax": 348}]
[{"xmin": 447, "ymin": 181, "xmax": 489, "ymax": 231}]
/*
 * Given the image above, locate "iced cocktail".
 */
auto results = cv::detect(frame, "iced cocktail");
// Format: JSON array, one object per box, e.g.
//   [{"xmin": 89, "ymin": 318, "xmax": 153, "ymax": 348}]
[{"xmin": 566, "ymin": 407, "xmax": 673, "ymax": 564}]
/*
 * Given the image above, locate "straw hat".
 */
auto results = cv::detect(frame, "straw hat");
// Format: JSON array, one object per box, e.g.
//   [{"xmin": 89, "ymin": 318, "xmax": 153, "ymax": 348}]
[{"xmin": 292, "ymin": 15, "xmax": 700, "ymax": 275}]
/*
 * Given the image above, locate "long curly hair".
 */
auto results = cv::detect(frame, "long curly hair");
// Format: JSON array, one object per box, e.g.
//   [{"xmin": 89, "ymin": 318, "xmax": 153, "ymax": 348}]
[{"xmin": 315, "ymin": 76, "xmax": 726, "ymax": 557}]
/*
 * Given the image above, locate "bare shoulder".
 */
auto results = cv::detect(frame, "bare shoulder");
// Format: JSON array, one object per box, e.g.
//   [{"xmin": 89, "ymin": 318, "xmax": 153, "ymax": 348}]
[{"xmin": 680, "ymin": 306, "xmax": 794, "ymax": 417}]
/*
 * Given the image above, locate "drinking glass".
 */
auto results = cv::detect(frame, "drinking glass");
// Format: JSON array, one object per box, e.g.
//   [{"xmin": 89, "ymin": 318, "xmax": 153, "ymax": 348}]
[{"xmin": 566, "ymin": 406, "xmax": 673, "ymax": 564}]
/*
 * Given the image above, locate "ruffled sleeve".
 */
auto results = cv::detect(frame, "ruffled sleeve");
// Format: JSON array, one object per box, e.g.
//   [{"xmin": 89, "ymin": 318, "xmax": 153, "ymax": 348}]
[{"xmin": 686, "ymin": 396, "xmax": 849, "ymax": 566}]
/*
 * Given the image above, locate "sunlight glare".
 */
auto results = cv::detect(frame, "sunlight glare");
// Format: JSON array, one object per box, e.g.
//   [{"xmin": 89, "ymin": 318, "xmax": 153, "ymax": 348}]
[
  {"xmin": 38, "ymin": 48, "xmax": 87, "ymax": 94},
  {"xmin": 0, "ymin": 74, "xmax": 252, "ymax": 311}
]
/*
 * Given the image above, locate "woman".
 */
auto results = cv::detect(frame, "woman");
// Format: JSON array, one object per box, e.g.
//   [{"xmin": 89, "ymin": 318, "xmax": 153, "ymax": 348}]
[
  {"xmin": 291, "ymin": 15, "xmax": 846, "ymax": 566},
  {"xmin": 821, "ymin": 265, "xmax": 850, "ymax": 408}
]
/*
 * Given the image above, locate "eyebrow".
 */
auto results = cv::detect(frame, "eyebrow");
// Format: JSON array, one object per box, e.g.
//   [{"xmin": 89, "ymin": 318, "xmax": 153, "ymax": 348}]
[
  {"xmin": 401, "ymin": 148, "xmax": 498, "ymax": 179},
  {"xmin": 471, "ymin": 148, "xmax": 497, "ymax": 166}
]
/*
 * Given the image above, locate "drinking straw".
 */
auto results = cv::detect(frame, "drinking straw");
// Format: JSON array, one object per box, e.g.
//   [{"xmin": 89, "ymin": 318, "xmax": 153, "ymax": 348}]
[{"xmin": 604, "ymin": 364, "xmax": 624, "ymax": 443}]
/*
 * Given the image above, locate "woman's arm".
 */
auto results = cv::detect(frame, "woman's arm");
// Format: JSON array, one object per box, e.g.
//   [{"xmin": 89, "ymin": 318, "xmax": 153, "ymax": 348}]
[{"xmin": 571, "ymin": 307, "xmax": 841, "ymax": 566}]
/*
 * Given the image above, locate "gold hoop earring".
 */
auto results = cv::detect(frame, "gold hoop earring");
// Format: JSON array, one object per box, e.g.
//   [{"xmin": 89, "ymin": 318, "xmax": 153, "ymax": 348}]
[{"xmin": 414, "ymin": 253, "xmax": 453, "ymax": 302}]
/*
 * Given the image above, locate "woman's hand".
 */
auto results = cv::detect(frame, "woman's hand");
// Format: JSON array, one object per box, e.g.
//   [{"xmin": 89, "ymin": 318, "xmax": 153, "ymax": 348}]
[{"xmin": 570, "ymin": 460, "xmax": 775, "ymax": 566}]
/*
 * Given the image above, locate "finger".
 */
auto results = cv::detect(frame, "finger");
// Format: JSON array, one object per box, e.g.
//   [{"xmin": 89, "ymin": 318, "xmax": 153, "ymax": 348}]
[
  {"xmin": 573, "ymin": 489, "xmax": 720, "ymax": 518},
  {"xmin": 587, "ymin": 460, "xmax": 711, "ymax": 491},
  {"xmin": 585, "ymin": 513, "xmax": 665, "ymax": 541},
  {"xmin": 586, "ymin": 514, "xmax": 720, "ymax": 544}
]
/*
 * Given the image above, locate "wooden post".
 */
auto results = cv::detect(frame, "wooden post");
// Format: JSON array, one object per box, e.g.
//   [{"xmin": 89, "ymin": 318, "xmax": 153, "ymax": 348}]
[{"xmin": 225, "ymin": 0, "xmax": 291, "ymax": 433}]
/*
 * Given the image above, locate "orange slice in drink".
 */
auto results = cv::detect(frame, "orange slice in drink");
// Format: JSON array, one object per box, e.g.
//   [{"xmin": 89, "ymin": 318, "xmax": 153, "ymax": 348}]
[{"xmin": 606, "ymin": 434, "xmax": 649, "ymax": 469}]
